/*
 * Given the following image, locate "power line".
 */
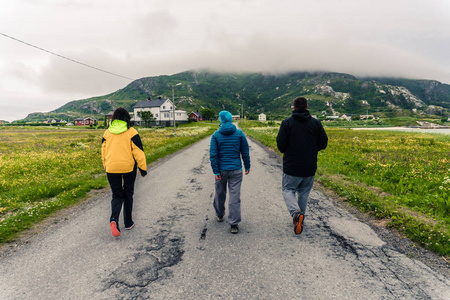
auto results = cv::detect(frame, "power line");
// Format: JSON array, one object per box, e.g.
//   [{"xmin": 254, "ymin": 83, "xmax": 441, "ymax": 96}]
[{"xmin": 0, "ymin": 32, "xmax": 135, "ymax": 81}]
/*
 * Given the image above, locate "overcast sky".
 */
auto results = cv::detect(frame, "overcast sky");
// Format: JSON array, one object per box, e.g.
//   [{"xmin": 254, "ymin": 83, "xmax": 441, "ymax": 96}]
[{"xmin": 1, "ymin": 0, "xmax": 450, "ymax": 122}]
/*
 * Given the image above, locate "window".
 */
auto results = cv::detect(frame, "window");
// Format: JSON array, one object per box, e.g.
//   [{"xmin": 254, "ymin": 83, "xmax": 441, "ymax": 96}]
[
  {"xmin": 170, "ymin": 106, "xmax": 173, "ymax": 110},
  {"xmin": 163, "ymin": 106, "xmax": 166, "ymax": 109},
  {"xmin": 155, "ymin": 114, "xmax": 158, "ymax": 117},
  {"xmin": 164, "ymin": 113, "xmax": 169, "ymax": 118}
]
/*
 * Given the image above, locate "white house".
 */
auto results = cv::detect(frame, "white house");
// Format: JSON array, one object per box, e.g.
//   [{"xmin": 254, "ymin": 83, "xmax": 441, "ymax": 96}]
[
  {"xmin": 340, "ymin": 114, "xmax": 353, "ymax": 121},
  {"xmin": 258, "ymin": 113, "xmax": 266, "ymax": 121},
  {"xmin": 133, "ymin": 97, "xmax": 188, "ymax": 126},
  {"xmin": 359, "ymin": 114, "xmax": 375, "ymax": 120}
]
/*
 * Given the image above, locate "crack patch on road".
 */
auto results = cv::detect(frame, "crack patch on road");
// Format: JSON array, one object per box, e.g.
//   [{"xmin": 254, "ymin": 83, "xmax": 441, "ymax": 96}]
[
  {"xmin": 313, "ymin": 214, "xmax": 441, "ymax": 298},
  {"xmin": 188, "ymin": 178, "xmax": 203, "ymax": 191},
  {"xmin": 257, "ymin": 158, "xmax": 282, "ymax": 173},
  {"xmin": 200, "ymin": 215, "xmax": 209, "ymax": 240},
  {"xmin": 317, "ymin": 216, "xmax": 359, "ymax": 258},
  {"xmin": 102, "ymin": 214, "xmax": 185, "ymax": 299},
  {"xmin": 191, "ymin": 165, "xmax": 205, "ymax": 175}
]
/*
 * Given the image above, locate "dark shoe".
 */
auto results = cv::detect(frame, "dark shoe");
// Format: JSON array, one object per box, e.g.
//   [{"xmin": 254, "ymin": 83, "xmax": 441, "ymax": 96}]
[
  {"xmin": 230, "ymin": 225, "xmax": 239, "ymax": 234},
  {"xmin": 217, "ymin": 216, "xmax": 224, "ymax": 222},
  {"xmin": 110, "ymin": 221, "xmax": 121, "ymax": 237},
  {"xmin": 125, "ymin": 221, "xmax": 135, "ymax": 230},
  {"xmin": 293, "ymin": 211, "xmax": 304, "ymax": 235}
]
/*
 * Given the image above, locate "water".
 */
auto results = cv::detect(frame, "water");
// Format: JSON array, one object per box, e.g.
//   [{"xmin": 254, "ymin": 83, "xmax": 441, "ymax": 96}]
[{"xmin": 352, "ymin": 127, "xmax": 450, "ymax": 135}]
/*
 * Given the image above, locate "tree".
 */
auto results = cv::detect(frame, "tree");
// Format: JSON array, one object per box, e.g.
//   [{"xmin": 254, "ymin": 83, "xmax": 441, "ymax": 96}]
[
  {"xmin": 137, "ymin": 111, "xmax": 154, "ymax": 127},
  {"xmin": 200, "ymin": 108, "xmax": 216, "ymax": 121}
]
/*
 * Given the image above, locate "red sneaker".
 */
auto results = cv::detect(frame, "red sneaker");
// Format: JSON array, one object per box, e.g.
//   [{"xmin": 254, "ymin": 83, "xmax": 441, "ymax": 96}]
[
  {"xmin": 293, "ymin": 212, "xmax": 304, "ymax": 235},
  {"xmin": 110, "ymin": 221, "xmax": 121, "ymax": 237}
]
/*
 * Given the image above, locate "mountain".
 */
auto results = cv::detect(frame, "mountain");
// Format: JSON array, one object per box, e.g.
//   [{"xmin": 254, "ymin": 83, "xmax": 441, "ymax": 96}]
[{"xmin": 20, "ymin": 71, "xmax": 450, "ymax": 122}]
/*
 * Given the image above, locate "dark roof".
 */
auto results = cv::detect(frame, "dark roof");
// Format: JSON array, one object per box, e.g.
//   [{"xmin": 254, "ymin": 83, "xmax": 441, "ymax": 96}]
[{"xmin": 134, "ymin": 98, "xmax": 169, "ymax": 108}]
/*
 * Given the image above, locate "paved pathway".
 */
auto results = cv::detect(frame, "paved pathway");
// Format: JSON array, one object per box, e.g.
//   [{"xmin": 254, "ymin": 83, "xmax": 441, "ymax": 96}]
[{"xmin": 1, "ymin": 137, "xmax": 449, "ymax": 299}]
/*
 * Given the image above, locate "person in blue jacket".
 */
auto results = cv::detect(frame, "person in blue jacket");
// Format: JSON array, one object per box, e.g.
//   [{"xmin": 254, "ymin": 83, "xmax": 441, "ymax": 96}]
[{"xmin": 210, "ymin": 111, "xmax": 251, "ymax": 234}]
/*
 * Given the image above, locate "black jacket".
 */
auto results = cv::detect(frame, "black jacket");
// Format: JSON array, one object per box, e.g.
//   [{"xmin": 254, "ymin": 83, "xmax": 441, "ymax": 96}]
[{"xmin": 276, "ymin": 110, "xmax": 328, "ymax": 177}]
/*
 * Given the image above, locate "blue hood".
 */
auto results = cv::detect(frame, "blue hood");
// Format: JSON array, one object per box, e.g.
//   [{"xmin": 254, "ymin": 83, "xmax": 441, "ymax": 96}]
[
  {"xmin": 219, "ymin": 111, "xmax": 233, "ymax": 123},
  {"xmin": 218, "ymin": 111, "xmax": 236, "ymax": 135}
]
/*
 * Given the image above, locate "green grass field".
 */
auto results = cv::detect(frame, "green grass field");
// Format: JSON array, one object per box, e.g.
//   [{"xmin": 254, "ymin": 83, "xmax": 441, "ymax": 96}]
[
  {"xmin": 0, "ymin": 123, "xmax": 218, "ymax": 243},
  {"xmin": 240, "ymin": 121, "xmax": 450, "ymax": 257}
]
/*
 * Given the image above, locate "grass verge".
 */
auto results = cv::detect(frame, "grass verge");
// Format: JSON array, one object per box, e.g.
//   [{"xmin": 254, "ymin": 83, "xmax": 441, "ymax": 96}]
[
  {"xmin": 0, "ymin": 123, "xmax": 217, "ymax": 244},
  {"xmin": 240, "ymin": 122, "xmax": 450, "ymax": 258}
]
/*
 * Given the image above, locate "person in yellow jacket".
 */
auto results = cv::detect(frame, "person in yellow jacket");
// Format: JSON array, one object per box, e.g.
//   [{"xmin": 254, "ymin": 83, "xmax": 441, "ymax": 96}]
[{"xmin": 101, "ymin": 108, "xmax": 147, "ymax": 237}]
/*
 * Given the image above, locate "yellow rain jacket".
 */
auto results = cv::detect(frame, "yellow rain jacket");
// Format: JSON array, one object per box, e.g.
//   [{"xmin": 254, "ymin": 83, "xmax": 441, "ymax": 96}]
[{"xmin": 101, "ymin": 120, "xmax": 147, "ymax": 175}]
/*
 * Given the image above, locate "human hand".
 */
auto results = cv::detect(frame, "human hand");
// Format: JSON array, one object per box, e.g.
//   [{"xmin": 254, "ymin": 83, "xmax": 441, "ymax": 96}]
[
  {"xmin": 245, "ymin": 170, "xmax": 250, "ymax": 175},
  {"xmin": 215, "ymin": 175, "xmax": 221, "ymax": 181}
]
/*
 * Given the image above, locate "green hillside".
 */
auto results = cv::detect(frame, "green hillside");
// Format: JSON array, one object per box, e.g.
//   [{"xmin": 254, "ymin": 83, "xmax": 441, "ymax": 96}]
[{"xmin": 19, "ymin": 71, "xmax": 450, "ymax": 122}]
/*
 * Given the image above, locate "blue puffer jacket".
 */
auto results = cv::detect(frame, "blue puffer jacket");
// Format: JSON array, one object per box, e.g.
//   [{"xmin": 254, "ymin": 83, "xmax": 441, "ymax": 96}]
[{"xmin": 210, "ymin": 111, "xmax": 251, "ymax": 175}]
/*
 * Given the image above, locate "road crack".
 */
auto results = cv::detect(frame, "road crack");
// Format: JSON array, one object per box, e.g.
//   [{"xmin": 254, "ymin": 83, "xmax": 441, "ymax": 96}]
[{"xmin": 102, "ymin": 214, "xmax": 185, "ymax": 299}]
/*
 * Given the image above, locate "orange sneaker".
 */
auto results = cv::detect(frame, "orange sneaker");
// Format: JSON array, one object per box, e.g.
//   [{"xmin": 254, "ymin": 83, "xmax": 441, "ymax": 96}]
[
  {"xmin": 293, "ymin": 212, "xmax": 304, "ymax": 235},
  {"xmin": 110, "ymin": 221, "xmax": 121, "ymax": 237}
]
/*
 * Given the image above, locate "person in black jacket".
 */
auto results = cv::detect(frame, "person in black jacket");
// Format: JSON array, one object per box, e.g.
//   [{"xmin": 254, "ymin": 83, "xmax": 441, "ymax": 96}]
[{"xmin": 276, "ymin": 97, "xmax": 328, "ymax": 235}]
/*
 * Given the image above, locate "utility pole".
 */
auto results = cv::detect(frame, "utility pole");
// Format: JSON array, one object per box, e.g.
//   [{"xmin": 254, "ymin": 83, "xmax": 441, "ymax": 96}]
[
  {"xmin": 172, "ymin": 83, "xmax": 182, "ymax": 134},
  {"xmin": 172, "ymin": 86, "xmax": 175, "ymax": 133}
]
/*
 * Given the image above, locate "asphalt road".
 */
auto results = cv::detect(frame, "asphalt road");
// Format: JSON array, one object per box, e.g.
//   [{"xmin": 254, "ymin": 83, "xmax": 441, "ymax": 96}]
[{"xmin": 1, "ymin": 136, "xmax": 449, "ymax": 299}]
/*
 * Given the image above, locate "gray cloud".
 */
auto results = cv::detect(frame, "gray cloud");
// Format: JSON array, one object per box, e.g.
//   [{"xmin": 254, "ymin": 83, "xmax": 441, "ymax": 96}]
[
  {"xmin": 38, "ymin": 49, "xmax": 133, "ymax": 95},
  {"xmin": 1, "ymin": 0, "xmax": 450, "ymax": 121}
]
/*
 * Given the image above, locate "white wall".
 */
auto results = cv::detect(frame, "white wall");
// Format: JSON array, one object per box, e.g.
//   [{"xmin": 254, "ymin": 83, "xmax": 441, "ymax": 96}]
[{"xmin": 134, "ymin": 99, "xmax": 188, "ymax": 124}]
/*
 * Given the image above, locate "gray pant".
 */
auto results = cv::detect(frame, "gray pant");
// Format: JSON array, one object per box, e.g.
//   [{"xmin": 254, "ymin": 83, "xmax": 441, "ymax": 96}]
[
  {"xmin": 282, "ymin": 173, "xmax": 315, "ymax": 217},
  {"xmin": 214, "ymin": 170, "xmax": 243, "ymax": 225}
]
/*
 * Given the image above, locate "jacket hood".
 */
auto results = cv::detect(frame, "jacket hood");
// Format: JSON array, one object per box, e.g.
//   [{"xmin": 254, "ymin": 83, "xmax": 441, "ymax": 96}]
[
  {"xmin": 219, "ymin": 111, "xmax": 233, "ymax": 123},
  {"xmin": 108, "ymin": 120, "xmax": 128, "ymax": 134},
  {"xmin": 218, "ymin": 111, "xmax": 236, "ymax": 135},
  {"xmin": 292, "ymin": 110, "xmax": 312, "ymax": 122}
]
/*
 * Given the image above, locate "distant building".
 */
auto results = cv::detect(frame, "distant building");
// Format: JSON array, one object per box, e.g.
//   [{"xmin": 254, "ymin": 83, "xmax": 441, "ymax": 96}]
[
  {"xmin": 133, "ymin": 97, "xmax": 188, "ymax": 126},
  {"xmin": 105, "ymin": 111, "xmax": 114, "ymax": 126},
  {"xmin": 74, "ymin": 118, "xmax": 97, "ymax": 126},
  {"xmin": 189, "ymin": 112, "xmax": 205, "ymax": 122},
  {"xmin": 49, "ymin": 119, "xmax": 66, "ymax": 123},
  {"xmin": 232, "ymin": 115, "xmax": 241, "ymax": 121},
  {"xmin": 340, "ymin": 114, "xmax": 352, "ymax": 121},
  {"xmin": 258, "ymin": 113, "xmax": 266, "ymax": 121}
]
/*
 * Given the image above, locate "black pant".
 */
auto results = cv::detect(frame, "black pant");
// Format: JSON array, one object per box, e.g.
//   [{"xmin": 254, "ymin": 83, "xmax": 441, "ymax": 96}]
[{"xmin": 107, "ymin": 168, "xmax": 137, "ymax": 228}]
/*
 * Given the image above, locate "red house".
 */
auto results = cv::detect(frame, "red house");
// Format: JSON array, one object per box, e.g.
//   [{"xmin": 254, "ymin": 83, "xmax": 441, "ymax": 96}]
[
  {"xmin": 189, "ymin": 112, "xmax": 205, "ymax": 122},
  {"xmin": 75, "ymin": 118, "xmax": 97, "ymax": 126}
]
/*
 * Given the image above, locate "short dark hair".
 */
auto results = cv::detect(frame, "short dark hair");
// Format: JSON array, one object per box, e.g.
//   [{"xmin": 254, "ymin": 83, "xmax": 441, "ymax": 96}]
[
  {"xmin": 293, "ymin": 97, "xmax": 308, "ymax": 110},
  {"xmin": 111, "ymin": 107, "xmax": 131, "ymax": 128}
]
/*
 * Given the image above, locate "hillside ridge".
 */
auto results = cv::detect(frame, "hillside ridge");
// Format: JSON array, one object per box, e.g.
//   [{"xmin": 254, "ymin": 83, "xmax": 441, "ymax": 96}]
[{"xmin": 19, "ymin": 70, "xmax": 450, "ymax": 122}]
